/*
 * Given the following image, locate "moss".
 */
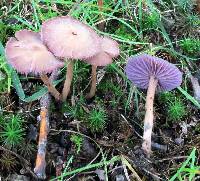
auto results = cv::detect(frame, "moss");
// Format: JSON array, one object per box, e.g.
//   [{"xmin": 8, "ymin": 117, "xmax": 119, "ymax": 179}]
[
  {"xmin": 0, "ymin": 115, "xmax": 25, "ymax": 148},
  {"xmin": 87, "ymin": 107, "xmax": 107, "ymax": 133},
  {"xmin": 179, "ymin": 38, "xmax": 200, "ymax": 56},
  {"xmin": 167, "ymin": 98, "xmax": 187, "ymax": 122}
]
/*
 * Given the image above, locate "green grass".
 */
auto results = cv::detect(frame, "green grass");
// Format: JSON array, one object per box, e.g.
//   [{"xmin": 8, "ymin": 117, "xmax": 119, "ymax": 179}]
[
  {"xmin": 0, "ymin": 0, "xmax": 200, "ymax": 179},
  {"xmin": 170, "ymin": 148, "xmax": 200, "ymax": 181}
]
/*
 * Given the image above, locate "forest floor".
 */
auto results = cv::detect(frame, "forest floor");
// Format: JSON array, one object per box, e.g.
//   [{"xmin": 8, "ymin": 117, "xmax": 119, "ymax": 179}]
[{"xmin": 0, "ymin": 0, "xmax": 200, "ymax": 180}]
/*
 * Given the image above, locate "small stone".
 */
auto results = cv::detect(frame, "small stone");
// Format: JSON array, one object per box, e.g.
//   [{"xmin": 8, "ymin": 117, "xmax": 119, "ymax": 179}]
[{"xmin": 175, "ymin": 137, "xmax": 184, "ymax": 145}]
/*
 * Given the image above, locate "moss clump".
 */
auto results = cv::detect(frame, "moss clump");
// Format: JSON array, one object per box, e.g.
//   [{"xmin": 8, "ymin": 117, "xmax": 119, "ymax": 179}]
[
  {"xmin": 159, "ymin": 91, "xmax": 175, "ymax": 103},
  {"xmin": 0, "ymin": 115, "xmax": 25, "ymax": 148},
  {"xmin": 179, "ymin": 38, "xmax": 200, "ymax": 55},
  {"xmin": 70, "ymin": 134, "xmax": 83, "ymax": 154},
  {"xmin": 167, "ymin": 98, "xmax": 187, "ymax": 122},
  {"xmin": 88, "ymin": 107, "xmax": 107, "ymax": 133},
  {"xmin": 143, "ymin": 11, "xmax": 160, "ymax": 29}
]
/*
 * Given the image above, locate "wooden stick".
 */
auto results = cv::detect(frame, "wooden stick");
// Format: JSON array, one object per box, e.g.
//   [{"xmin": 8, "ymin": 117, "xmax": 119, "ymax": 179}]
[
  {"xmin": 86, "ymin": 65, "xmax": 97, "ymax": 99},
  {"xmin": 34, "ymin": 107, "xmax": 48, "ymax": 179},
  {"xmin": 34, "ymin": 70, "xmax": 59, "ymax": 179},
  {"xmin": 61, "ymin": 61, "xmax": 74, "ymax": 101},
  {"xmin": 142, "ymin": 76, "xmax": 158, "ymax": 157},
  {"xmin": 40, "ymin": 73, "xmax": 60, "ymax": 101}
]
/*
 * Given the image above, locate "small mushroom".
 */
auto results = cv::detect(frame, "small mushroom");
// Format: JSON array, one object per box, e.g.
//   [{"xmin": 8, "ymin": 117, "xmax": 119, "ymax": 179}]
[
  {"xmin": 85, "ymin": 36, "xmax": 120, "ymax": 98},
  {"xmin": 125, "ymin": 54, "xmax": 182, "ymax": 156},
  {"xmin": 41, "ymin": 16, "xmax": 101, "ymax": 101},
  {"xmin": 5, "ymin": 29, "xmax": 64, "ymax": 100}
]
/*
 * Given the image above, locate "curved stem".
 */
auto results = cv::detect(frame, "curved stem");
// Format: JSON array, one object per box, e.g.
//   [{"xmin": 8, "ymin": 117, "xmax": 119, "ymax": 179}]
[
  {"xmin": 40, "ymin": 73, "xmax": 60, "ymax": 101},
  {"xmin": 61, "ymin": 61, "xmax": 74, "ymax": 101},
  {"xmin": 142, "ymin": 76, "xmax": 158, "ymax": 157},
  {"xmin": 86, "ymin": 65, "xmax": 97, "ymax": 99}
]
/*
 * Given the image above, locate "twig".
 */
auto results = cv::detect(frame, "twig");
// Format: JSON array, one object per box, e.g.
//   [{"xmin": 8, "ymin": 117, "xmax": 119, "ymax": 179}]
[
  {"xmin": 34, "ymin": 107, "xmax": 49, "ymax": 179},
  {"xmin": 156, "ymin": 156, "xmax": 188, "ymax": 162},
  {"xmin": 34, "ymin": 70, "xmax": 59, "ymax": 179}
]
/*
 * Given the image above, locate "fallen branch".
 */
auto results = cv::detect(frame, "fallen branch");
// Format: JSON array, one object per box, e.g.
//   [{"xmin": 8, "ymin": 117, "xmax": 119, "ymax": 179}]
[{"xmin": 34, "ymin": 70, "xmax": 59, "ymax": 179}]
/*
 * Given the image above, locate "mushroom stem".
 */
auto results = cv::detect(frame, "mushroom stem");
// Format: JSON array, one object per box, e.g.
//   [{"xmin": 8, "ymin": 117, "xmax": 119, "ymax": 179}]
[
  {"xmin": 86, "ymin": 65, "xmax": 97, "ymax": 99},
  {"xmin": 142, "ymin": 75, "xmax": 158, "ymax": 156},
  {"xmin": 40, "ymin": 73, "xmax": 60, "ymax": 101},
  {"xmin": 86, "ymin": 0, "xmax": 104, "ymax": 99},
  {"xmin": 97, "ymin": 0, "xmax": 105, "ymax": 30},
  {"xmin": 61, "ymin": 61, "xmax": 74, "ymax": 101}
]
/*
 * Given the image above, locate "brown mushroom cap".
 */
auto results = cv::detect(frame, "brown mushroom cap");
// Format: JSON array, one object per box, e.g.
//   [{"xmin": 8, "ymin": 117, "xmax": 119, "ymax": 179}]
[
  {"xmin": 85, "ymin": 36, "xmax": 119, "ymax": 66},
  {"xmin": 5, "ymin": 29, "xmax": 64, "ymax": 74},
  {"xmin": 41, "ymin": 16, "xmax": 101, "ymax": 59}
]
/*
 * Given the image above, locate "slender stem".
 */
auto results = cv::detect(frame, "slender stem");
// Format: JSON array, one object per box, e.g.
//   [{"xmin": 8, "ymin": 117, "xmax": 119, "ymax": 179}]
[
  {"xmin": 40, "ymin": 73, "xmax": 60, "ymax": 101},
  {"xmin": 86, "ymin": 65, "xmax": 97, "ymax": 99},
  {"xmin": 61, "ymin": 61, "xmax": 74, "ymax": 101},
  {"xmin": 86, "ymin": 0, "xmax": 104, "ymax": 99},
  {"xmin": 142, "ymin": 76, "xmax": 158, "ymax": 156},
  {"xmin": 97, "ymin": 0, "xmax": 105, "ymax": 30}
]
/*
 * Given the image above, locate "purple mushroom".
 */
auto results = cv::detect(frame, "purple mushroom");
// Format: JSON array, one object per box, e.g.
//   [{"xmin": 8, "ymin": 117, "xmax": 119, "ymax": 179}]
[{"xmin": 125, "ymin": 54, "xmax": 182, "ymax": 156}]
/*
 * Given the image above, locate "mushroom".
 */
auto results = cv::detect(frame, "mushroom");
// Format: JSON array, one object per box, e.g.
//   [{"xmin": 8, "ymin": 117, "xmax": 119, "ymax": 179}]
[
  {"xmin": 86, "ymin": 36, "xmax": 120, "ymax": 98},
  {"xmin": 41, "ymin": 16, "xmax": 101, "ymax": 101},
  {"xmin": 5, "ymin": 29, "xmax": 64, "ymax": 100},
  {"xmin": 5, "ymin": 29, "xmax": 65, "ymax": 179},
  {"xmin": 125, "ymin": 54, "xmax": 182, "ymax": 156}
]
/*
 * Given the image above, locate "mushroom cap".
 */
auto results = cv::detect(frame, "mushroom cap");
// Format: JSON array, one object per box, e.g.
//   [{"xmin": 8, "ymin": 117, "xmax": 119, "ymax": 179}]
[
  {"xmin": 86, "ymin": 52, "xmax": 113, "ymax": 66},
  {"xmin": 101, "ymin": 36, "xmax": 119, "ymax": 58},
  {"xmin": 125, "ymin": 54, "xmax": 182, "ymax": 91},
  {"xmin": 84, "ymin": 36, "xmax": 119, "ymax": 66},
  {"xmin": 5, "ymin": 29, "xmax": 64, "ymax": 74},
  {"xmin": 41, "ymin": 16, "xmax": 101, "ymax": 59}
]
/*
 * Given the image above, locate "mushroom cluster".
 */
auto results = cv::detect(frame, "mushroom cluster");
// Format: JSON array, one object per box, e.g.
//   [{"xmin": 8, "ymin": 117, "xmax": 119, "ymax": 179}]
[
  {"xmin": 5, "ymin": 16, "xmax": 120, "ymax": 101},
  {"xmin": 5, "ymin": 16, "xmax": 120, "ymax": 179},
  {"xmin": 125, "ymin": 54, "xmax": 182, "ymax": 156}
]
